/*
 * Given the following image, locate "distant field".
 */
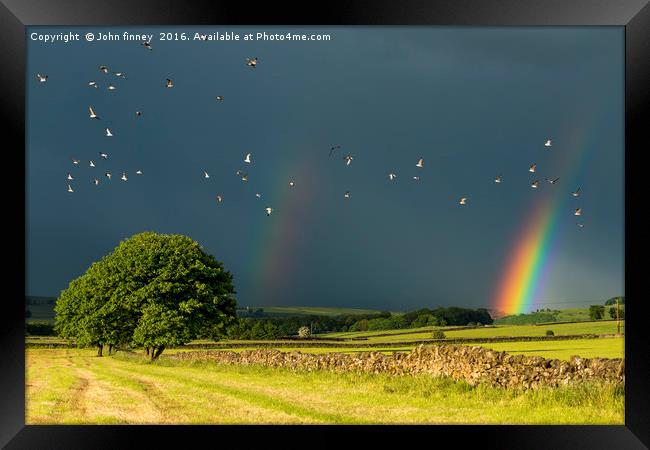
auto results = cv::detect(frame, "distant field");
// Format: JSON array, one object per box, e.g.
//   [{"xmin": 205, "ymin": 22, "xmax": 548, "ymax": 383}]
[
  {"xmin": 322, "ymin": 320, "xmax": 624, "ymax": 343},
  {"xmin": 464, "ymin": 337, "xmax": 624, "ymax": 360},
  {"xmin": 26, "ymin": 349, "xmax": 624, "ymax": 424},
  {"xmin": 26, "ymin": 303, "xmax": 55, "ymax": 324}
]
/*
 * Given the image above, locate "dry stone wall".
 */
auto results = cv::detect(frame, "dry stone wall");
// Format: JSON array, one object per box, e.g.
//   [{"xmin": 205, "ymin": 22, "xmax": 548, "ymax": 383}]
[{"xmin": 169, "ymin": 344, "xmax": 624, "ymax": 390}]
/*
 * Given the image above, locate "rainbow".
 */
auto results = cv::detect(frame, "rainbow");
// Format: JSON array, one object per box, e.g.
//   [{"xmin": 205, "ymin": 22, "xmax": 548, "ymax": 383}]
[{"xmin": 492, "ymin": 107, "xmax": 604, "ymax": 316}]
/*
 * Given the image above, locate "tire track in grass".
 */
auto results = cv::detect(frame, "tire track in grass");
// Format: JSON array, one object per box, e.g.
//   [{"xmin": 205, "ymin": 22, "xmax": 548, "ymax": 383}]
[{"xmin": 105, "ymin": 359, "xmax": 356, "ymax": 423}]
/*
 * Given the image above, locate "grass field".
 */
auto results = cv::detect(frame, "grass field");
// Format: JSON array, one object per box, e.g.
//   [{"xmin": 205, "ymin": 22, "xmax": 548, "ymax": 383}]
[
  {"xmin": 245, "ymin": 306, "xmax": 390, "ymax": 316},
  {"xmin": 26, "ymin": 349, "xmax": 624, "ymax": 425}
]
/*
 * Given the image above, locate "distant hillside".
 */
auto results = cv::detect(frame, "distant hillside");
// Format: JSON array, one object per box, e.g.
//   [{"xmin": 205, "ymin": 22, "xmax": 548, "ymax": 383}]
[
  {"xmin": 237, "ymin": 306, "xmax": 391, "ymax": 318},
  {"xmin": 25, "ymin": 296, "xmax": 56, "ymax": 305}
]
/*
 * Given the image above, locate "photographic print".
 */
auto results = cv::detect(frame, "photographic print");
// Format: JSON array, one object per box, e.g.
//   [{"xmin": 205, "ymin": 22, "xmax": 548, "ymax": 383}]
[{"xmin": 25, "ymin": 25, "xmax": 625, "ymax": 425}]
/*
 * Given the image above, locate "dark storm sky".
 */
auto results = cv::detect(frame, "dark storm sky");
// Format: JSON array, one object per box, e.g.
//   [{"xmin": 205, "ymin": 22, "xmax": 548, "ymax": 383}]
[{"xmin": 26, "ymin": 26, "xmax": 624, "ymax": 311}]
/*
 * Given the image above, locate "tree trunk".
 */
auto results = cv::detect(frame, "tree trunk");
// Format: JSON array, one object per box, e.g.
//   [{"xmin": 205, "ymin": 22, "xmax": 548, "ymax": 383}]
[
  {"xmin": 97, "ymin": 345, "xmax": 103, "ymax": 357},
  {"xmin": 108, "ymin": 344, "xmax": 113, "ymax": 355},
  {"xmin": 144, "ymin": 347, "xmax": 150, "ymax": 358},
  {"xmin": 152, "ymin": 346, "xmax": 166, "ymax": 360}
]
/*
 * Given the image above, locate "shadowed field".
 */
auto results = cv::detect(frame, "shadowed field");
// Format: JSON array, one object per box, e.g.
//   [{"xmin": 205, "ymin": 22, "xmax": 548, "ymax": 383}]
[{"xmin": 26, "ymin": 349, "xmax": 624, "ymax": 425}]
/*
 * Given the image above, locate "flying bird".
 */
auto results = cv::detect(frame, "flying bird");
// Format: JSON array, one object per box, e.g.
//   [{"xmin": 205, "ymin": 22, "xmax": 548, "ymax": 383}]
[
  {"xmin": 71, "ymin": 158, "xmax": 80, "ymax": 165},
  {"xmin": 142, "ymin": 41, "xmax": 152, "ymax": 50},
  {"xmin": 107, "ymin": 85, "xmax": 116, "ymax": 91},
  {"xmin": 265, "ymin": 207, "xmax": 273, "ymax": 216},
  {"xmin": 329, "ymin": 145, "xmax": 341, "ymax": 157},
  {"xmin": 88, "ymin": 81, "xmax": 98, "ymax": 88},
  {"xmin": 89, "ymin": 160, "xmax": 95, "ymax": 167},
  {"xmin": 67, "ymin": 184, "xmax": 73, "ymax": 193},
  {"xmin": 494, "ymin": 176, "xmax": 502, "ymax": 183},
  {"xmin": 546, "ymin": 177, "xmax": 560, "ymax": 184},
  {"xmin": 105, "ymin": 172, "xmax": 112, "ymax": 179},
  {"xmin": 459, "ymin": 197, "xmax": 468, "ymax": 205},
  {"xmin": 37, "ymin": 73, "xmax": 48, "ymax": 82},
  {"xmin": 166, "ymin": 79, "xmax": 174, "ymax": 88},
  {"xmin": 255, "ymin": 193, "xmax": 262, "ymax": 199},
  {"xmin": 531, "ymin": 180, "xmax": 540, "ymax": 188},
  {"xmin": 412, "ymin": 176, "xmax": 420, "ymax": 181},
  {"xmin": 113, "ymin": 72, "xmax": 126, "ymax": 78},
  {"xmin": 88, "ymin": 106, "xmax": 99, "ymax": 119},
  {"xmin": 99, "ymin": 152, "xmax": 108, "ymax": 160},
  {"xmin": 572, "ymin": 188, "xmax": 581, "ymax": 197},
  {"xmin": 246, "ymin": 57, "xmax": 258, "ymax": 68},
  {"xmin": 216, "ymin": 195, "xmax": 223, "ymax": 203},
  {"xmin": 344, "ymin": 191, "xmax": 351, "ymax": 199},
  {"xmin": 574, "ymin": 208, "xmax": 582, "ymax": 216},
  {"xmin": 577, "ymin": 223, "xmax": 584, "ymax": 228},
  {"xmin": 344, "ymin": 155, "xmax": 354, "ymax": 166},
  {"xmin": 289, "ymin": 180, "xmax": 295, "ymax": 187},
  {"xmin": 92, "ymin": 179, "xmax": 100, "ymax": 186},
  {"xmin": 244, "ymin": 153, "xmax": 252, "ymax": 164},
  {"xmin": 216, "ymin": 96, "xmax": 224, "ymax": 101},
  {"xmin": 544, "ymin": 139, "xmax": 552, "ymax": 147},
  {"xmin": 99, "ymin": 65, "xmax": 109, "ymax": 73},
  {"xmin": 136, "ymin": 170, "xmax": 143, "ymax": 175},
  {"xmin": 416, "ymin": 157, "xmax": 424, "ymax": 168},
  {"xmin": 67, "ymin": 173, "xmax": 74, "ymax": 181},
  {"xmin": 135, "ymin": 111, "xmax": 142, "ymax": 117},
  {"xmin": 388, "ymin": 173, "xmax": 397, "ymax": 181},
  {"xmin": 203, "ymin": 171, "xmax": 210, "ymax": 179},
  {"xmin": 529, "ymin": 163, "xmax": 537, "ymax": 173},
  {"xmin": 121, "ymin": 172, "xmax": 128, "ymax": 182},
  {"xmin": 241, "ymin": 173, "xmax": 249, "ymax": 182},
  {"xmin": 105, "ymin": 128, "xmax": 113, "ymax": 137}
]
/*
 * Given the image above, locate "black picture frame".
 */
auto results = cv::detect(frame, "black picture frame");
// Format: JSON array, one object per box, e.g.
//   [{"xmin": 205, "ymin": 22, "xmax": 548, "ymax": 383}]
[{"xmin": 2, "ymin": 0, "xmax": 648, "ymax": 448}]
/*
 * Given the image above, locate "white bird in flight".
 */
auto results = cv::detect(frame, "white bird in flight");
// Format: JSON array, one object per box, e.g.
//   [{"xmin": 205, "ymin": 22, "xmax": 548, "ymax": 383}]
[
  {"xmin": 412, "ymin": 176, "xmax": 420, "ymax": 181},
  {"xmin": 121, "ymin": 172, "xmax": 128, "ymax": 182},
  {"xmin": 265, "ymin": 207, "xmax": 273, "ymax": 216},
  {"xmin": 203, "ymin": 171, "xmax": 210, "ymax": 179},
  {"xmin": 495, "ymin": 175, "xmax": 502, "ymax": 183},
  {"xmin": 531, "ymin": 180, "xmax": 540, "ymax": 188},
  {"xmin": 67, "ymin": 184, "xmax": 73, "ymax": 193},
  {"xmin": 572, "ymin": 188, "xmax": 581, "ymax": 197},
  {"xmin": 88, "ymin": 106, "xmax": 99, "ymax": 119},
  {"xmin": 574, "ymin": 208, "xmax": 582, "ymax": 216},
  {"xmin": 99, "ymin": 65, "xmax": 109, "ymax": 73},
  {"xmin": 247, "ymin": 57, "xmax": 258, "ymax": 68},
  {"xmin": 244, "ymin": 153, "xmax": 252, "ymax": 164},
  {"xmin": 107, "ymin": 85, "xmax": 116, "ymax": 91},
  {"xmin": 105, "ymin": 172, "xmax": 112, "ymax": 179},
  {"xmin": 71, "ymin": 158, "xmax": 80, "ymax": 165},
  {"xmin": 389, "ymin": 173, "xmax": 397, "ymax": 181},
  {"xmin": 88, "ymin": 81, "xmax": 98, "ymax": 88},
  {"xmin": 344, "ymin": 155, "xmax": 354, "ymax": 166},
  {"xmin": 577, "ymin": 223, "xmax": 584, "ymax": 228},
  {"xmin": 67, "ymin": 173, "xmax": 74, "ymax": 180},
  {"xmin": 113, "ymin": 72, "xmax": 126, "ymax": 78},
  {"xmin": 99, "ymin": 152, "xmax": 108, "ymax": 160},
  {"xmin": 216, "ymin": 96, "xmax": 224, "ymax": 101},
  {"xmin": 344, "ymin": 191, "xmax": 351, "ymax": 199},
  {"xmin": 459, "ymin": 197, "xmax": 468, "ymax": 205},
  {"xmin": 135, "ymin": 111, "xmax": 142, "ymax": 117},
  {"xmin": 136, "ymin": 170, "xmax": 143, "ymax": 175},
  {"xmin": 529, "ymin": 163, "xmax": 537, "ymax": 173},
  {"xmin": 241, "ymin": 174, "xmax": 249, "ymax": 182},
  {"xmin": 89, "ymin": 160, "xmax": 95, "ymax": 167},
  {"xmin": 416, "ymin": 157, "xmax": 424, "ymax": 168},
  {"xmin": 544, "ymin": 139, "xmax": 552, "ymax": 147},
  {"xmin": 546, "ymin": 177, "xmax": 559, "ymax": 184},
  {"xmin": 142, "ymin": 41, "xmax": 152, "ymax": 50},
  {"xmin": 255, "ymin": 193, "xmax": 262, "ymax": 199},
  {"xmin": 166, "ymin": 78, "xmax": 174, "ymax": 88},
  {"xmin": 216, "ymin": 195, "xmax": 223, "ymax": 203},
  {"xmin": 37, "ymin": 73, "xmax": 48, "ymax": 82},
  {"xmin": 93, "ymin": 179, "xmax": 100, "ymax": 186},
  {"xmin": 105, "ymin": 128, "xmax": 113, "ymax": 137},
  {"xmin": 289, "ymin": 180, "xmax": 295, "ymax": 187}
]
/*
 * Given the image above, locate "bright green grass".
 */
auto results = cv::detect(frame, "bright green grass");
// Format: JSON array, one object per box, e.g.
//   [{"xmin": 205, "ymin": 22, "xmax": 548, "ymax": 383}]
[
  {"xmin": 164, "ymin": 346, "xmax": 415, "ymax": 355},
  {"xmin": 26, "ymin": 349, "xmax": 624, "ymax": 425},
  {"xmin": 465, "ymin": 337, "xmax": 624, "ymax": 360},
  {"xmin": 324, "ymin": 321, "xmax": 624, "ymax": 343}
]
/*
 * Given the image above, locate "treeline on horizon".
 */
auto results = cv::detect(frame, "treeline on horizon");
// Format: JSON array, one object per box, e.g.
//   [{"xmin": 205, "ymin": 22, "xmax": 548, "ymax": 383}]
[{"xmin": 224, "ymin": 307, "xmax": 494, "ymax": 340}]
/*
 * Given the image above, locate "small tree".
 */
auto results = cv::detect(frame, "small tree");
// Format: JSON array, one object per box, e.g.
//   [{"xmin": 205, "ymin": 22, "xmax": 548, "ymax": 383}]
[
  {"xmin": 545, "ymin": 330, "xmax": 555, "ymax": 336},
  {"xmin": 431, "ymin": 330, "xmax": 446, "ymax": 339},
  {"xmin": 589, "ymin": 305, "xmax": 605, "ymax": 320},
  {"xmin": 609, "ymin": 307, "xmax": 625, "ymax": 320},
  {"xmin": 298, "ymin": 326, "xmax": 310, "ymax": 338}
]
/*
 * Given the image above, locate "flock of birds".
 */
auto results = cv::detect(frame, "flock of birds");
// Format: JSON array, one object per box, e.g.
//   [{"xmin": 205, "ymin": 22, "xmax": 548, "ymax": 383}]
[{"xmin": 37, "ymin": 41, "xmax": 584, "ymax": 226}]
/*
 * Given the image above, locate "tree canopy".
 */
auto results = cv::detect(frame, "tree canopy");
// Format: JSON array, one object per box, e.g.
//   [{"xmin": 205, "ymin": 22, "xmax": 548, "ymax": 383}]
[{"xmin": 54, "ymin": 232, "xmax": 236, "ymax": 359}]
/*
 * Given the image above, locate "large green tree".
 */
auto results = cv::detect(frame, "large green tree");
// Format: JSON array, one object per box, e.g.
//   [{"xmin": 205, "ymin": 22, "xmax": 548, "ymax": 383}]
[{"xmin": 55, "ymin": 232, "xmax": 237, "ymax": 359}]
